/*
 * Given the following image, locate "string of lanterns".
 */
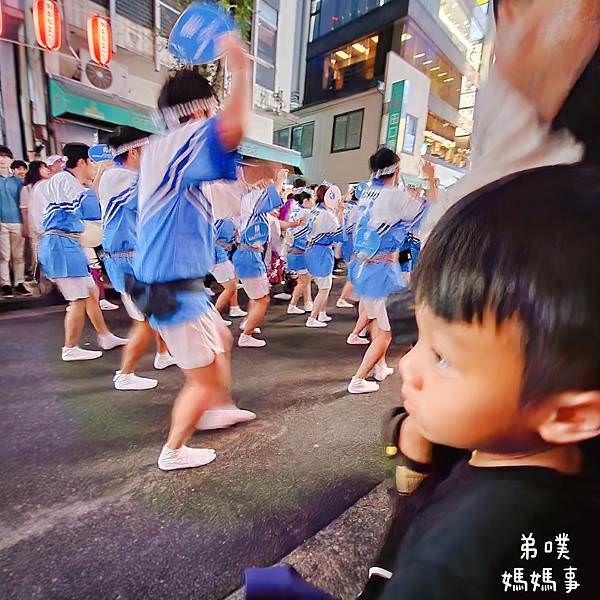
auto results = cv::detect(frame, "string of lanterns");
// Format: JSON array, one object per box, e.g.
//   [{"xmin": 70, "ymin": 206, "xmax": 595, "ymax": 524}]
[{"xmin": 31, "ymin": 0, "xmax": 112, "ymax": 66}]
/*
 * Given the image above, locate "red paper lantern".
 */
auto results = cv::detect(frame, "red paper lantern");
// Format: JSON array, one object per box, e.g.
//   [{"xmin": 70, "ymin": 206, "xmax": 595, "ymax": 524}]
[
  {"xmin": 0, "ymin": 1, "xmax": 3, "ymax": 38},
  {"xmin": 87, "ymin": 14, "xmax": 112, "ymax": 66},
  {"xmin": 33, "ymin": 0, "xmax": 62, "ymax": 52}
]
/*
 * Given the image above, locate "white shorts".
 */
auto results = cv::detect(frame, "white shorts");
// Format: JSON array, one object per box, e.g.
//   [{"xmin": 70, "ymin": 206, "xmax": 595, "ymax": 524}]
[
  {"xmin": 211, "ymin": 260, "xmax": 236, "ymax": 284},
  {"xmin": 56, "ymin": 275, "xmax": 96, "ymax": 301},
  {"xmin": 241, "ymin": 275, "xmax": 270, "ymax": 300},
  {"xmin": 363, "ymin": 298, "xmax": 391, "ymax": 331},
  {"xmin": 313, "ymin": 275, "xmax": 333, "ymax": 290},
  {"xmin": 155, "ymin": 306, "xmax": 229, "ymax": 370},
  {"xmin": 121, "ymin": 293, "xmax": 145, "ymax": 322}
]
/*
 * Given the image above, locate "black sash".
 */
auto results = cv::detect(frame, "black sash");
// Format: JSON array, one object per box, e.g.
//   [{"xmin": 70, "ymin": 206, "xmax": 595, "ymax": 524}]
[{"xmin": 124, "ymin": 275, "xmax": 205, "ymax": 320}]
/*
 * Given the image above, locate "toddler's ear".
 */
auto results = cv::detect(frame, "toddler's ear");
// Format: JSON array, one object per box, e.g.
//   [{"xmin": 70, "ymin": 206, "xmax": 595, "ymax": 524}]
[{"xmin": 538, "ymin": 391, "xmax": 600, "ymax": 445}]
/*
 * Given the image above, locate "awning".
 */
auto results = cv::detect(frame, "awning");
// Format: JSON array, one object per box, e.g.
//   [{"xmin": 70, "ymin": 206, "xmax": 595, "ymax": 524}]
[
  {"xmin": 239, "ymin": 138, "xmax": 305, "ymax": 174},
  {"xmin": 48, "ymin": 77, "xmax": 160, "ymax": 134}
]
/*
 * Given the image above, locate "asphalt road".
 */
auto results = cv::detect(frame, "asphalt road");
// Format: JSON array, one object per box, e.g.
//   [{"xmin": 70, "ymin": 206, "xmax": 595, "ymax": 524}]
[{"xmin": 0, "ymin": 289, "xmax": 403, "ymax": 599}]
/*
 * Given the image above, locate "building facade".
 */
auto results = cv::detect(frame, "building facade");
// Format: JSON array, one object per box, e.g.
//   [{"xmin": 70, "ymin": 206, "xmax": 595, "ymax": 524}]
[{"xmin": 273, "ymin": 0, "xmax": 495, "ymax": 189}]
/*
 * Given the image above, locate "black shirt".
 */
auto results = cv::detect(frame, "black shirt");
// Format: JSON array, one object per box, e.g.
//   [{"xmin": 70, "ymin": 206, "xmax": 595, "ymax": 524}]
[{"xmin": 379, "ymin": 462, "xmax": 599, "ymax": 599}]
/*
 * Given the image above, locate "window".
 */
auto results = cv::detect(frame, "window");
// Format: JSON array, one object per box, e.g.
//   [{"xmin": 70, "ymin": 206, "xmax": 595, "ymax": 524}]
[
  {"xmin": 332, "ymin": 109, "xmax": 364, "ymax": 153},
  {"xmin": 399, "ymin": 20, "xmax": 463, "ymax": 110},
  {"xmin": 273, "ymin": 128, "xmax": 290, "ymax": 148},
  {"xmin": 402, "ymin": 114, "xmax": 417, "ymax": 154},
  {"xmin": 255, "ymin": 0, "xmax": 279, "ymax": 91},
  {"xmin": 309, "ymin": 0, "xmax": 394, "ymax": 42},
  {"xmin": 290, "ymin": 122, "xmax": 315, "ymax": 158},
  {"xmin": 323, "ymin": 34, "xmax": 379, "ymax": 93}
]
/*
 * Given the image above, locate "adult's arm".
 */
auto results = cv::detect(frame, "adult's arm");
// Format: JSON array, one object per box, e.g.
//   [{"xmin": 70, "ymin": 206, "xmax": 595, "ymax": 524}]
[{"xmin": 217, "ymin": 34, "xmax": 251, "ymax": 151}]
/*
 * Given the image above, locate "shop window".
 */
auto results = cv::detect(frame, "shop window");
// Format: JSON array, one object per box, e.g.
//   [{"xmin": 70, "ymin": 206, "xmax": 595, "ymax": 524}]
[
  {"xmin": 399, "ymin": 20, "xmax": 462, "ymax": 111},
  {"xmin": 274, "ymin": 128, "xmax": 290, "ymax": 148},
  {"xmin": 402, "ymin": 114, "xmax": 418, "ymax": 155},
  {"xmin": 332, "ymin": 109, "xmax": 364, "ymax": 153},
  {"xmin": 291, "ymin": 122, "xmax": 315, "ymax": 158},
  {"xmin": 322, "ymin": 34, "xmax": 379, "ymax": 94}
]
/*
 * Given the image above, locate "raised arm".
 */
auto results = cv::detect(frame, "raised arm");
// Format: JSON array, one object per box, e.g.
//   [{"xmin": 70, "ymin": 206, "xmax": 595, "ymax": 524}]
[{"xmin": 217, "ymin": 34, "xmax": 252, "ymax": 151}]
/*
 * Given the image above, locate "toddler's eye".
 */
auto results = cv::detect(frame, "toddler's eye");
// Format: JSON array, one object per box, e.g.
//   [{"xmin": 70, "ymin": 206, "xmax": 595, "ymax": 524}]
[{"xmin": 433, "ymin": 349, "xmax": 449, "ymax": 369}]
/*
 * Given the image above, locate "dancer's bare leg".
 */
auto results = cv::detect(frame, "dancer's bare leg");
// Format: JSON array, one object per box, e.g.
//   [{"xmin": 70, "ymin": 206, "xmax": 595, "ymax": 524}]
[
  {"xmin": 310, "ymin": 288, "xmax": 330, "ymax": 320},
  {"xmin": 215, "ymin": 278, "xmax": 236, "ymax": 313},
  {"xmin": 85, "ymin": 284, "xmax": 110, "ymax": 336},
  {"xmin": 121, "ymin": 321, "xmax": 154, "ymax": 374},
  {"xmin": 243, "ymin": 296, "xmax": 269, "ymax": 334},
  {"xmin": 165, "ymin": 357, "xmax": 227, "ymax": 449},
  {"xmin": 354, "ymin": 323, "xmax": 392, "ymax": 380},
  {"xmin": 64, "ymin": 299, "xmax": 86, "ymax": 347}
]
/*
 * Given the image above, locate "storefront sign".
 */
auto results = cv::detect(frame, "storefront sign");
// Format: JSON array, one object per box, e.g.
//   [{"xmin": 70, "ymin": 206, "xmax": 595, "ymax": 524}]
[
  {"xmin": 33, "ymin": 0, "xmax": 62, "ymax": 52},
  {"xmin": 385, "ymin": 80, "xmax": 405, "ymax": 152},
  {"xmin": 88, "ymin": 14, "xmax": 112, "ymax": 66}
]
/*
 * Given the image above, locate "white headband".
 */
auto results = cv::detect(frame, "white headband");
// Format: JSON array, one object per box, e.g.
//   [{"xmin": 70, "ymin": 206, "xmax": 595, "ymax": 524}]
[
  {"xmin": 112, "ymin": 137, "xmax": 150, "ymax": 156},
  {"xmin": 372, "ymin": 164, "xmax": 398, "ymax": 179},
  {"xmin": 152, "ymin": 97, "xmax": 220, "ymax": 131}
]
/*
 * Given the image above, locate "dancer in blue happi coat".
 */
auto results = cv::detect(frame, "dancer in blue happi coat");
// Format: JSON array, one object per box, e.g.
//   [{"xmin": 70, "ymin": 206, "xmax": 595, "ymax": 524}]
[
  {"xmin": 285, "ymin": 188, "xmax": 313, "ymax": 315},
  {"xmin": 304, "ymin": 184, "xmax": 343, "ymax": 329},
  {"xmin": 98, "ymin": 126, "xmax": 177, "ymax": 392},
  {"xmin": 206, "ymin": 180, "xmax": 247, "ymax": 321},
  {"xmin": 129, "ymin": 36, "xmax": 256, "ymax": 471},
  {"xmin": 336, "ymin": 189, "xmax": 360, "ymax": 310},
  {"xmin": 348, "ymin": 149, "xmax": 432, "ymax": 395},
  {"xmin": 232, "ymin": 165, "xmax": 286, "ymax": 347},
  {"xmin": 38, "ymin": 143, "xmax": 127, "ymax": 362}
]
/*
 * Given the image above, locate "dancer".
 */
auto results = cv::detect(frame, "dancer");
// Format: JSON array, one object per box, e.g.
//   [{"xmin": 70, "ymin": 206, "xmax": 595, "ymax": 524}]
[
  {"xmin": 38, "ymin": 143, "xmax": 128, "ymax": 361},
  {"xmin": 129, "ymin": 35, "xmax": 255, "ymax": 471},
  {"xmin": 99, "ymin": 126, "xmax": 177, "ymax": 391},
  {"xmin": 347, "ymin": 149, "xmax": 426, "ymax": 394},
  {"xmin": 211, "ymin": 215, "xmax": 237, "ymax": 323},
  {"xmin": 232, "ymin": 165, "xmax": 286, "ymax": 347},
  {"xmin": 286, "ymin": 189, "xmax": 313, "ymax": 315},
  {"xmin": 304, "ymin": 184, "xmax": 343, "ymax": 328},
  {"xmin": 206, "ymin": 179, "xmax": 247, "ymax": 323},
  {"xmin": 336, "ymin": 189, "xmax": 360, "ymax": 309}
]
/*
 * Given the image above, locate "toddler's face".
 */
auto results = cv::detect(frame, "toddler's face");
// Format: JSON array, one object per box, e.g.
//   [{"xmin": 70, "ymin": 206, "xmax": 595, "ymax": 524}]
[{"xmin": 400, "ymin": 304, "xmax": 530, "ymax": 451}]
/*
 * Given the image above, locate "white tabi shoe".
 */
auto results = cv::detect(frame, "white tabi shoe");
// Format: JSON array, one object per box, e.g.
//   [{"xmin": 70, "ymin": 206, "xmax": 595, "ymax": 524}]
[
  {"xmin": 62, "ymin": 346, "xmax": 103, "ymax": 361},
  {"xmin": 99, "ymin": 299, "xmax": 119, "ymax": 311},
  {"xmin": 306, "ymin": 317, "xmax": 327, "ymax": 328},
  {"xmin": 195, "ymin": 408, "xmax": 257, "ymax": 430},
  {"xmin": 98, "ymin": 333, "xmax": 129, "ymax": 350},
  {"xmin": 347, "ymin": 333, "xmax": 370, "ymax": 345},
  {"xmin": 157, "ymin": 445, "xmax": 216, "ymax": 471},
  {"xmin": 238, "ymin": 333, "xmax": 266, "ymax": 348},
  {"xmin": 373, "ymin": 364, "xmax": 394, "ymax": 382},
  {"xmin": 348, "ymin": 377, "xmax": 380, "ymax": 394},
  {"xmin": 154, "ymin": 353, "xmax": 177, "ymax": 370},
  {"xmin": 336, "ymin": 298, "xmax": 354, "ymax": 308},
  {"xmin": 113, "ymin": 371, "xmax": 158, "ymax": 391},
  {"xmin": 287, "ymin": 305, "xmax": 305, "ymax": 315},
  {"xmin": 229, "ymin": 306, "xmax": 247, "ymax": 318}
]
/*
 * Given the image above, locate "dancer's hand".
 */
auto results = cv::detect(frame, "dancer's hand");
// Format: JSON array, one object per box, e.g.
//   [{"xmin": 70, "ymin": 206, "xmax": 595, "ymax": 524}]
[{"xmin": 275, "ymin": 168, "xmax": 288, "ymax": 192}]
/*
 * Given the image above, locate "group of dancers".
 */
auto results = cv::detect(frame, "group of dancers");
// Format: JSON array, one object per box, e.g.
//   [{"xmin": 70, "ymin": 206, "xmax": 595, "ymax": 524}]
[{"xmin": 35, "ymin": 34, "xmax": 438, "ymax": 471}]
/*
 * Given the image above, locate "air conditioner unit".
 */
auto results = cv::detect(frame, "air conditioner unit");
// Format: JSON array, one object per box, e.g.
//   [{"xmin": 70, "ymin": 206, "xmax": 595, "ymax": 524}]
[
  {"xmin": 45, "ymin": 50, "xmax": 129, "ymax": 98},
  {"xmin": 79, "ymin": 51, "xmax": 129, "ymax": 97}
]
